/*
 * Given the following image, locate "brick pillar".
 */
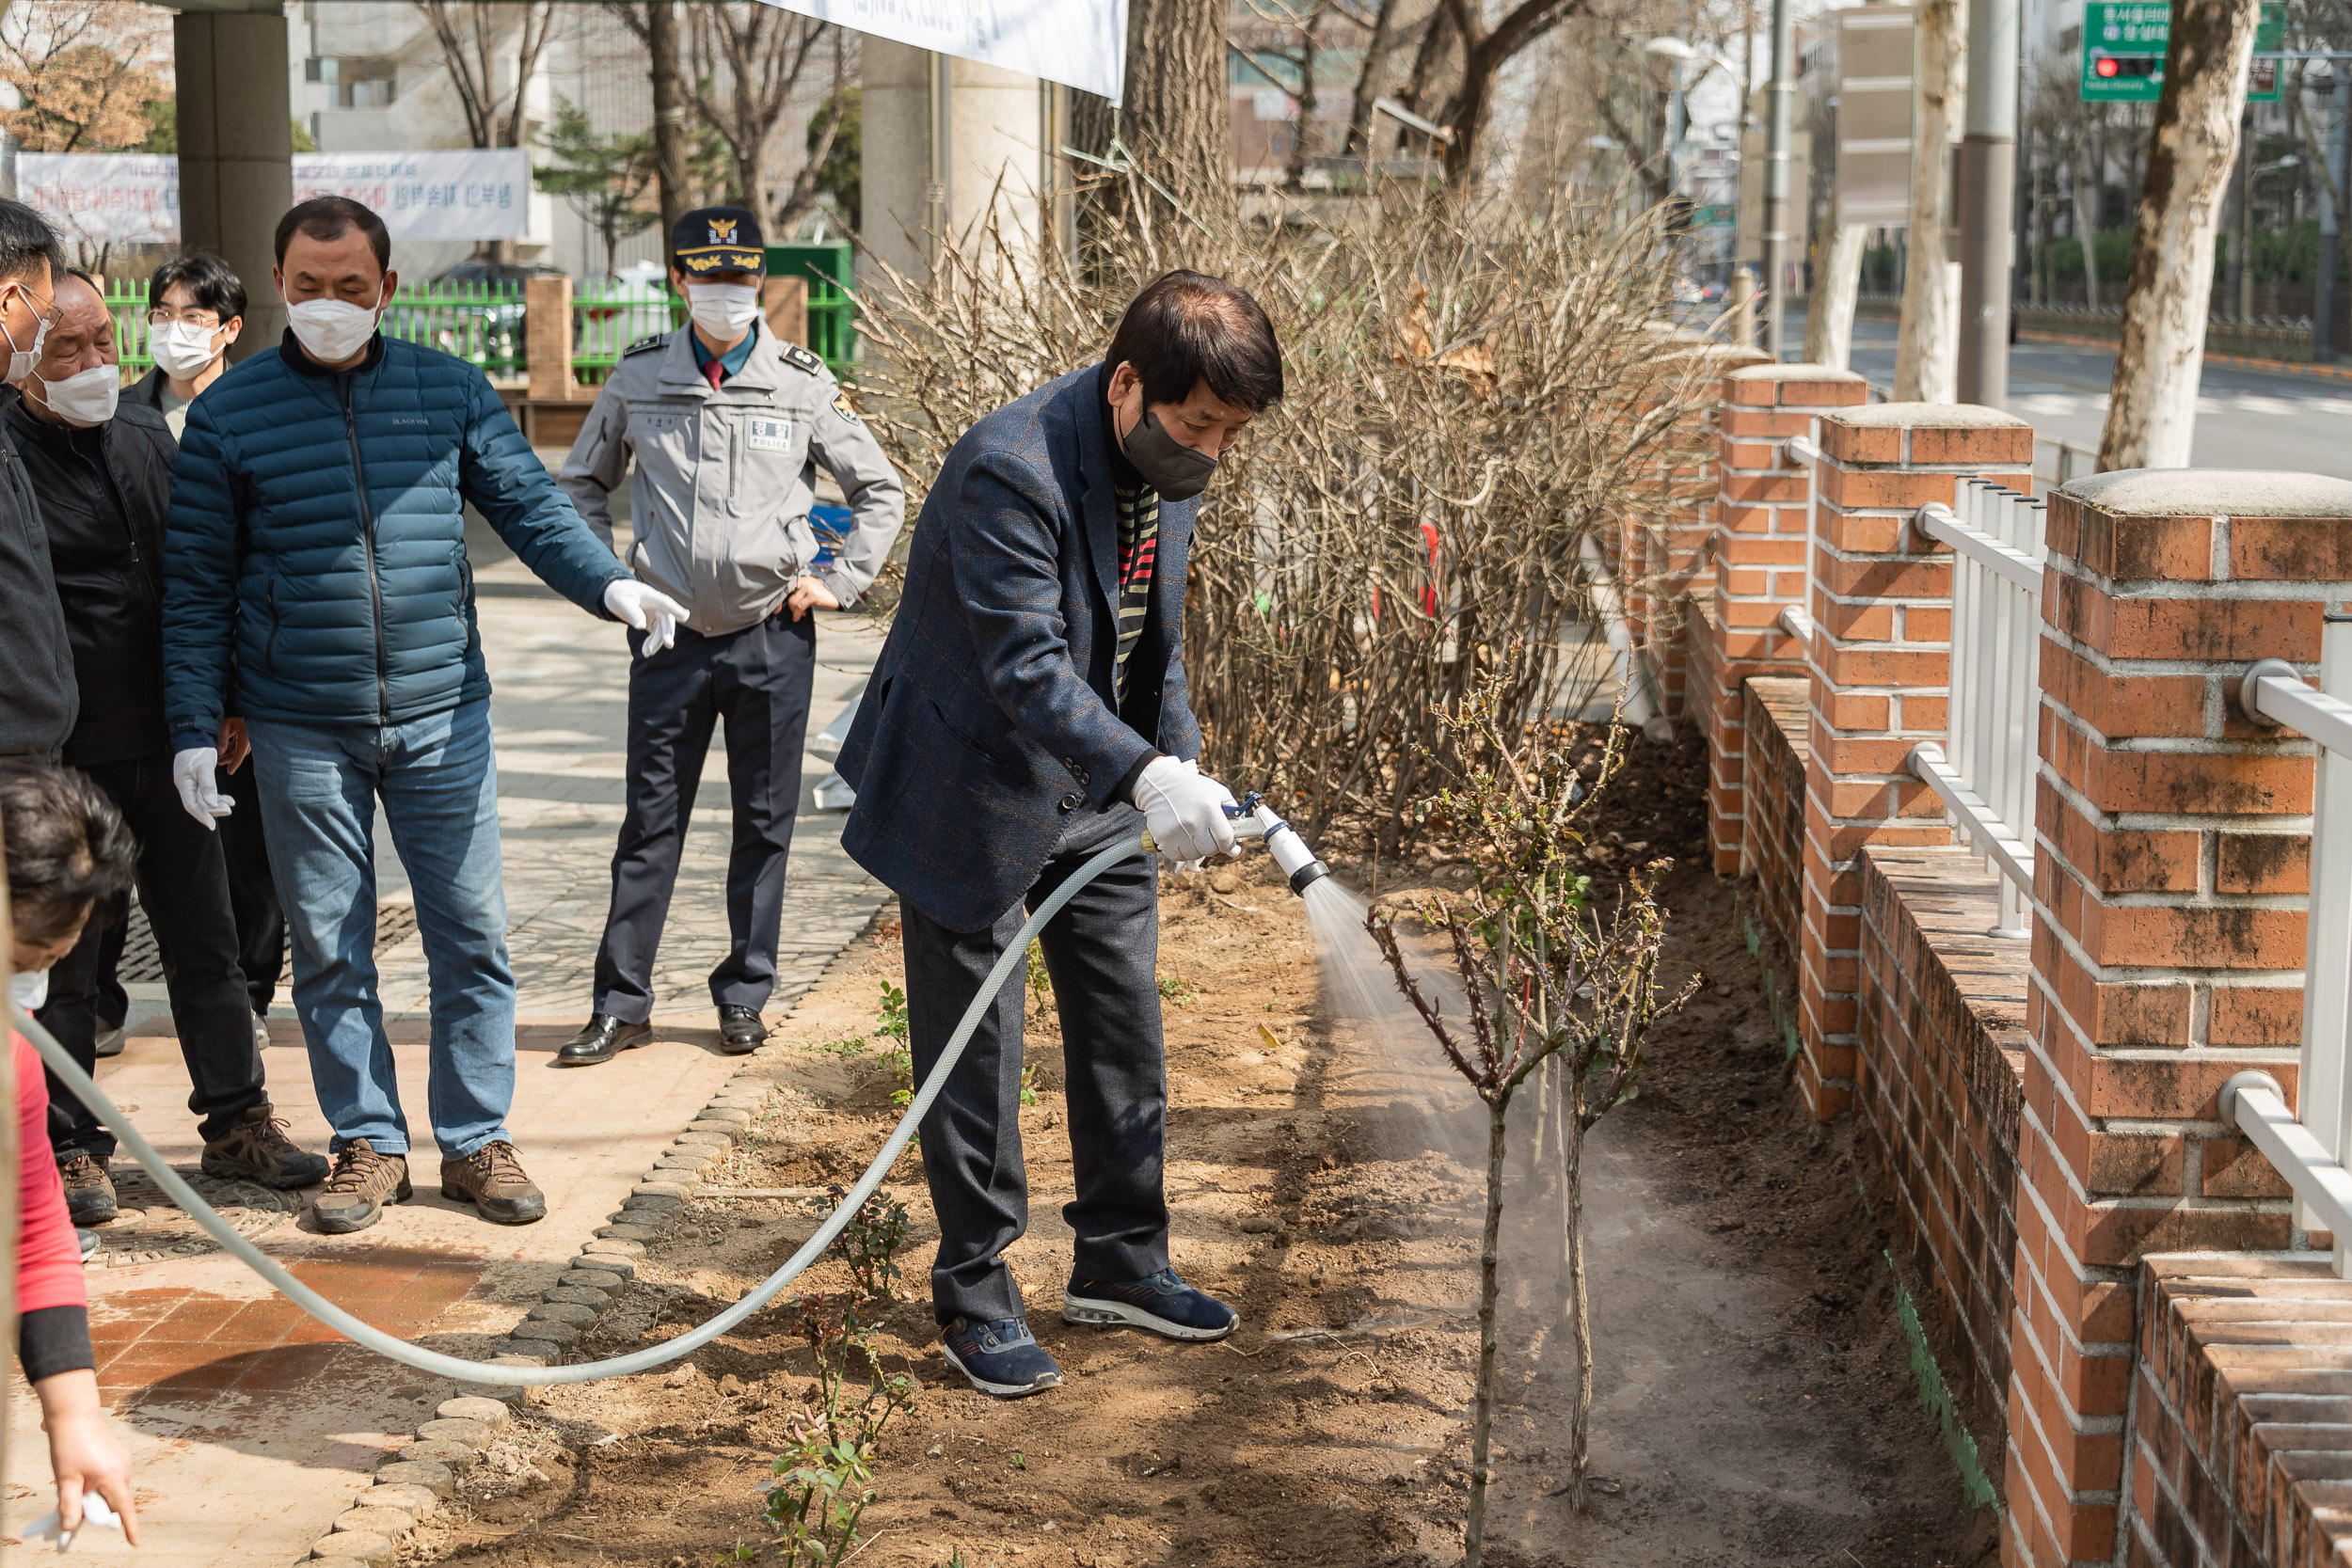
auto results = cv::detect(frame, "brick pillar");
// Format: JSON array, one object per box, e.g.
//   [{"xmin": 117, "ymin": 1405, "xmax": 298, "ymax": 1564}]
[
  {"xmin": 2005, "ymin": 470, "xmax": 2352, "ymax": 1568},
  {"xmin": 525, "ymin": 274, "xmax": 575, "ymax": 403},
  {"xmin": 1622, "ymin": 342, "xmax": 1770, "ymax": 723},
  {"xmin": 1800, "ymin": 404, "xmax": 2034, "ymax": 1120},
  {"xmin": 1700, "ymin": 362, "xmax": 1869, "ymax": 875}
]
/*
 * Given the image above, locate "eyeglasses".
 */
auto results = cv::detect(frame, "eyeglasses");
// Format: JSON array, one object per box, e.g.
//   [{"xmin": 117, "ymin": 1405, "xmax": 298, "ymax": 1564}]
[
  {"xmin": 7, "ymin": 282, "xmax": 61, "ymax": 329},
  {"xmin": 147, "ymin": 309, "xmax": 222, "ymax": 329}
]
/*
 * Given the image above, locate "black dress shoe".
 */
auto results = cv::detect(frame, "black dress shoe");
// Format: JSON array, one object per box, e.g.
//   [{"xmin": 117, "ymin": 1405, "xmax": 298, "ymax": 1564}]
[
  {"xmin": 717, "ymin": 1005, "xmax": 769, "ymax": 1053},
  {"xmin": 558, "ymin": 1013, "xmax": 651, "ymax": 1067}
]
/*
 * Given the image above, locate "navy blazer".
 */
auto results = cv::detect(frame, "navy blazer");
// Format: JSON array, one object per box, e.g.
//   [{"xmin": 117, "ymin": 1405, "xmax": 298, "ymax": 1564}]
[{"xmin": 839, "ymin": 362, "xmax": 1202, "ymax": 931}]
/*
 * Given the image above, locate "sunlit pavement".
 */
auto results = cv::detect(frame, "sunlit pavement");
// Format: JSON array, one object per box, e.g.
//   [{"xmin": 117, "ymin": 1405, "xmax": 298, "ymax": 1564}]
[{"xmin": 1, "ymin": 483, "xmax": 891, "ymax": 1562}]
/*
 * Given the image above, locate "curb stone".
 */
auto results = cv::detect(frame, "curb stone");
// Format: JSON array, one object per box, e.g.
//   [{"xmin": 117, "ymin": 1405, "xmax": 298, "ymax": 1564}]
[{"xmin": 307, "ymin": 897, "xmax": 895, "ymax": 1560}]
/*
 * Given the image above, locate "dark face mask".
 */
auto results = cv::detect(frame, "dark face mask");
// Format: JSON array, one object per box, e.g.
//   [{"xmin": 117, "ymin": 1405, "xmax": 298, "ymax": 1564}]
[{"xmin": 1120, "ymin": 408, "xmax": 1219, "ymax": 501}]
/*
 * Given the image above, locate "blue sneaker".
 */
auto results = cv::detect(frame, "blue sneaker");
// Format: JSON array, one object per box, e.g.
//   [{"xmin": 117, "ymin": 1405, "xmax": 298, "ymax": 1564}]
[
  {"xmin": 941, "ymin": 1316, "xmax": 1063, "ymax": 1398},
  {"xmin": 1063, "ymin": 1268, "xmax": 1238, "ymax": 1341}
]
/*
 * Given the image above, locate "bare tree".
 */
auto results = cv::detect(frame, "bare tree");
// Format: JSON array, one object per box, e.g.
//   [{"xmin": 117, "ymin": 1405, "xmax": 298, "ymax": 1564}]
[
  {"xmin": 1126, "ymin": 0, "xmax": 1240, "ymax": 219},
  {"xmin": 1432, "ymin": 0, "xmax": 1591, "ymax": 181},
  {"xmin": 1895, "ymin": 0, "xmax": 1963, "ymax": 401},
  {"xmin": 1343, "ymin": 0, "xmax": 1412, "ymax": 155},
  {"xmin": 416, "ymin": 0, "xmax": 554, "ymax": 148},
  {"xmin": 1235, "ymin": 0, "xmax": 1336, "ymax": 188},
  {"xmin": 2100, "ymin": 0, "xmax": 2264, "ymax": 468},
  {"xmin": 0, "ymin": 0, "xmax": 168, "ymax": 153},
  {"xmin": 771, "ymin": 29, "xmax": 853, "ymax": 233},
  {"xmin": 680, "ymin": 2, "xmax": 834, "ymax": 224}
]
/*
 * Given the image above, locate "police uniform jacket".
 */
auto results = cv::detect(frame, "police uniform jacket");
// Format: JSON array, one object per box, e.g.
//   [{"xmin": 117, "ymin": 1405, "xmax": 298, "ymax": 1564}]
[{"xmin": 558, "ymin": 325, "xmax": 905, "ymax": 637}]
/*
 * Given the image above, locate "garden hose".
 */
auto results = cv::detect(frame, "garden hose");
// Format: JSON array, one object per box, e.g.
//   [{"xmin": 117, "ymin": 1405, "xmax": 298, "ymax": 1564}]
[{"xmin": 3, "ymin": 800, "xmax": 1323, "ymax": 1389}]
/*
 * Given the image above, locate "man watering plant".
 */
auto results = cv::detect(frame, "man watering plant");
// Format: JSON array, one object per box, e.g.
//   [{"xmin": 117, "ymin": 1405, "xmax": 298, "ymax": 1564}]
[{"xmin": 837, "ymin": 270, "xmax": 1282, "ymax": 1397}]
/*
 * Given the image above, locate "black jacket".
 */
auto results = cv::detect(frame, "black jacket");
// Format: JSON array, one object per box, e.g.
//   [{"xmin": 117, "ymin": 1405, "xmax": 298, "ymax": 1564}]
[
  {"xmin": 0, "ymin": 404, "xmax": 75, "ymax": 759},
  {"xmin": 5, "ymin": 392, "xmax": 179, "ymax": 766}
]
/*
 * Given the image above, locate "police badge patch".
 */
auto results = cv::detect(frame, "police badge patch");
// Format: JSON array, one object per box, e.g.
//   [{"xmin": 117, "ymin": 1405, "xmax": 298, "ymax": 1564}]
[{"xmin": 831, "ymin": 390, "xmax": 861, "ymax": 423}]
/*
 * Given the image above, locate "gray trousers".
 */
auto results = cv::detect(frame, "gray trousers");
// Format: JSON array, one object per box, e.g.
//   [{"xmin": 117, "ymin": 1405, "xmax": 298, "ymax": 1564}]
[{"xmin": 900, "ymin": 800, "xmax": 1168, "ymax": 1325}]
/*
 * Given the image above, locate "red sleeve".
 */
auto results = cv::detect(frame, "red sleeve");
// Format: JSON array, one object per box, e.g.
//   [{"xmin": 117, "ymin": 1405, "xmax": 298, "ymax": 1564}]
[{"xmin": 14, "ymin": 1034, "xmax": 85, "ymax": 1316}]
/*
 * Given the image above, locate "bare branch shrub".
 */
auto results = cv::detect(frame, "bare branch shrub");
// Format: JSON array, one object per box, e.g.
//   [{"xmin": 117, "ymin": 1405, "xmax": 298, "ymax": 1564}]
[{"xmin": 850, "ymin": 175, "xmax": 1717, "ymax": 851}]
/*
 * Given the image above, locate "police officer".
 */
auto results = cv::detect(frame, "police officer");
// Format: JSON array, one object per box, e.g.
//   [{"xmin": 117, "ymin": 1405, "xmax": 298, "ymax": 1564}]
[{"xmin": 555, "ymin": 205, "xmax": 905, "ymax": 1064}]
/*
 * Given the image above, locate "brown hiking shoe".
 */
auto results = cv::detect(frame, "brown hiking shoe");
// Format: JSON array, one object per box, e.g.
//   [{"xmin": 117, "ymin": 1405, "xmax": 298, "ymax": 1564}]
[
  {"xmin": 56, "ymin": 1152, "xmax": 115, "ymax": 1226},
  {"xmin": 312, "ymin": 1140, "xmax": 411, "ymax": 1235},
  {"xmin": 440, "ymin": 1140, "xmax": 547, "ymax": 1226},
  {"xmin": 203, "ymin": 1103, "xmax": 331, "ymax": 1189}
]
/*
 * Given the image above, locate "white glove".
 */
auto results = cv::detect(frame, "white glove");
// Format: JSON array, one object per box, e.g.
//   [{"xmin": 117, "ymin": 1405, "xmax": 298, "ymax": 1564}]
[
  {"xmin": 603, "ymin": 578, "xmax": 689, "ymax": 656},
  {"xmin": 172, "ymin": 747, "xmax": 233, "ymax": 831},
  {"xmin": 1132, "ymin": 756, "xmax": 1239, "ymax": 863}
]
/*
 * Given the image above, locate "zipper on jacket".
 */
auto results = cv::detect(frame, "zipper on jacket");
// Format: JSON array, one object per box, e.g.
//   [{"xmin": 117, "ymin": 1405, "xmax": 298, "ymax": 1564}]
[
  {"xmin": 340, "ymin": 375, "xmax": 390, "ymax": 724},
  {"xmin": 264, "ymin": 578, "xmax": 280, "ymax": 672}
]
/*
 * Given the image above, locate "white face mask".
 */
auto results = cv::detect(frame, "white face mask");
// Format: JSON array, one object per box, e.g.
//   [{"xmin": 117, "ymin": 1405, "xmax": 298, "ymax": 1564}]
[
  {"xmin": 151, "ymin": 319, "xmax": 226, "ymax": 381},
  {"xmin": 1, "ymin": 286, "xmax": 51, "ymax": 384},
  {"xmin": 9, "ymin": 967, "xmax": 48, "ymax": 1012},
  {"xmin": 36, "ymin": 362, "xmax": 119, "ymax": 427},
  {"xmin": 285, "ymin": 289, "xmax": 385, "ymax": 365},
  {"xmin": 686, "ymin": 282, "xmax": 762, "ymax": 341}
]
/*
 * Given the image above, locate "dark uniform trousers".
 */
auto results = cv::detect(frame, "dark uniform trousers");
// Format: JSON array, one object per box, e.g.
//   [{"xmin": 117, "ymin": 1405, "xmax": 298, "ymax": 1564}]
[
  {"xmin": 38, "ymin": 751, "xmax": 270, "ymax": 1158},
  {"xmin": 219, "ymin": 752, "xmax": 287, "ymax": 1016},
  {"xmin": 900, "ymin": 799, "xmax": 1169, "ymax": 1326},
  {"xmin": 592, "ymin": 609, "xmax": 816, "ymax": 1022}
]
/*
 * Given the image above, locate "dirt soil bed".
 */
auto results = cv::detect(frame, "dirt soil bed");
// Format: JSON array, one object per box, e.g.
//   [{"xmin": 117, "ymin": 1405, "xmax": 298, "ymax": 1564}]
[{"xmin": 417, "ymin": 734, "xmax": 1996, "ymax": 1568}]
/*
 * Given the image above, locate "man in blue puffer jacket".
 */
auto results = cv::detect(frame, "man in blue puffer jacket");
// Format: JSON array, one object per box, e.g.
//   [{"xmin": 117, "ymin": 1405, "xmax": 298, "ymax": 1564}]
[{"xmin": 162, "ymin": 198, "xmax": 689, "ymax": 1237}]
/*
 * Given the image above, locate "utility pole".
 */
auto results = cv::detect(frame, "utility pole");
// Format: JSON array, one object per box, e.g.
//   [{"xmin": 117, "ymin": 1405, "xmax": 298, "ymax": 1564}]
[
  {"xmin": 1762, "ymin": 0, "xmax": 1795, "ymax": 356},
  {"xmin": 1956, "ymin": 0, "xmax": 2016, "ymax": 402},
  {"xmin": 2321, "ymin": 68, "xmax": 2344, "ymax": 361}
]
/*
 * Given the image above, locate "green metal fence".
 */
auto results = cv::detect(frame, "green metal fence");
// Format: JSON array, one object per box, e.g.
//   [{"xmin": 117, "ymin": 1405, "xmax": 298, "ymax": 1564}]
[{"xmin": 104, "ymin": 271, "xmax": 856, "ymax": 386}]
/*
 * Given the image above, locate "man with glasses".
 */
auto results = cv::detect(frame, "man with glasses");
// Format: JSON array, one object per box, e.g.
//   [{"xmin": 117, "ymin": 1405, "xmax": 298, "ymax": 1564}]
[
  {"xmin": 0, "ymin": 199, "xmax": 75, "ymax": 764},
  {"xmin": 131, "ymin": 252, "xmax": 245, "ymax": 438},
  {"xmin": 13, "ymin": 269, "xmax": 327, "ymax": 1223}
]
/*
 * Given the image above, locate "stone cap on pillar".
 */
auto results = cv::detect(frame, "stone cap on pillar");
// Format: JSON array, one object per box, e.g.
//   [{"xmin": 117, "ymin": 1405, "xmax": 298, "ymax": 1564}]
[
  {"xmin": 1724, "ymin": 363, "xmax": 1870, "ymax": 403},
  {"xmin": 1821, "ymin": 402, "xmax": 2034, "ymax": 467},
  {"xmin": 2051, "ymin": 470, "xmax": 2352, "ymax": 587}
]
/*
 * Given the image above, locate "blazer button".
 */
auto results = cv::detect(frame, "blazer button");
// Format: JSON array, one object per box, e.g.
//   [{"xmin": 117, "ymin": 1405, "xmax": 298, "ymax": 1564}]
[{"xmin": 1058, "ymin": 793, "xmax": 1080, "ymax": 811}]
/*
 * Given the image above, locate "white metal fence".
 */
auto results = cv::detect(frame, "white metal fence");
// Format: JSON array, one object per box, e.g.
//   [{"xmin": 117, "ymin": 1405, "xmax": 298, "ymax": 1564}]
[
  {"xmin": 1908, "ymin": 480, "xmax": 2046, "ymax": 938},
  {"xmin": 2224, "ymin": 626, "xmax": 2352, "ymax": 1277}
]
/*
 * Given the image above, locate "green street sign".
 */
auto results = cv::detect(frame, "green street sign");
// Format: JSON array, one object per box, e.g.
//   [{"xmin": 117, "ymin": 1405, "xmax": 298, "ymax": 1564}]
[{"xmin": 2081, "ymin": 1, "xmax": 2282, "ymax": 103}]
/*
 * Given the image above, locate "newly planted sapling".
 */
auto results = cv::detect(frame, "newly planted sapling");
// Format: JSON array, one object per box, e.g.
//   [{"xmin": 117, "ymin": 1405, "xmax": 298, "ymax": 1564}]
[{"xmin": 1367, "ymin": 672, "xmax": 1694, "ymax": 1561}]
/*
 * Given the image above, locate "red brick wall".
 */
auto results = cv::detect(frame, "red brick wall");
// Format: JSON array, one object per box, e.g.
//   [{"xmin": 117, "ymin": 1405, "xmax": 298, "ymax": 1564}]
[
  {"xmin": 1859, "ymin": 847, "xmax": 2034, "ymax": 1469},
  {"xmin": 1743, "ymin": 675, "xmax": 1810, "ymax": 963},
  {"xmin": 2129, "ymin": 1257, "xmax": 2352, "ymax": 1566}
]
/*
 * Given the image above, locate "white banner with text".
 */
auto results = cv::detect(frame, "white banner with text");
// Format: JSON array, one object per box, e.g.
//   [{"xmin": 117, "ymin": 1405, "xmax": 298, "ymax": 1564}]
[
  {"xmin": 755, "ymin": 0, "xmax": 1127, "ymax": 102},
  {"xmin": 21, "ymin": 150, "xmax": 532, "ymax": 245}
]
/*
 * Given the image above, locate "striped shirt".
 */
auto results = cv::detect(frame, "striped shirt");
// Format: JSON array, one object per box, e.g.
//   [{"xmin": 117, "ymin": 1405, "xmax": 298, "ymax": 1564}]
[{"xmin": 1112, "ymin": 481, "xmax": 1159, "ymax": 704}]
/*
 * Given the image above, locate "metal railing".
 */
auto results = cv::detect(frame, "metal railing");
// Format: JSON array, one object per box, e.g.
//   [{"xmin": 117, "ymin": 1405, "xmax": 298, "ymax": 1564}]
[
  {"xmin": 1779, "ymin": 434, "xmax": 1823, "ymax": 646},
  {"xmin": 104, "ymin": 277, "xmax": 859, "ymax": 388},
  {"xmin": 2226, "ymin": 621, "xmax": 2352, "ymax": 1276},
  {"xmin": 1908, "ymin": 479, "xmax": 2047, "ymax": 938}
]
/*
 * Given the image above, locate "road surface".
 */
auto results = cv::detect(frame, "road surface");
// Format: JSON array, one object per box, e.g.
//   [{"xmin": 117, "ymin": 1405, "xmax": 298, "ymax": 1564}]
[{"xmin": 1796, "ymin": 310, "xmax": 2352, "ymax": 482}]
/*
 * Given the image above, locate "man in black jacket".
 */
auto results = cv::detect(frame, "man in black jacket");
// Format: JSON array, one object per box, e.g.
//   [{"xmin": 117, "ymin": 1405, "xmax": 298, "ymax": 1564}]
[
  {"xmin": 16, "ymin": 270, "xmax": 327, "ymax": 1225},
  {"xmin": 0, "ymin": 200, "xmax": 75, "ymax": 762}
]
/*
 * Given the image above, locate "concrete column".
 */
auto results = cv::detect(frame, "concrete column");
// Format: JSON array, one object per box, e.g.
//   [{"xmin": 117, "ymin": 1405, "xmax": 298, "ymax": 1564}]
[
  {"xmin": 859, "ymin": 40, "xmax": 1045, "ymax": 293},
  {"xmin": 2006, "ymin": 470, "xmax": 2352, "ymax": 1565},
  {"xmin": 175, "ymin": 8, "xmax": 293, "ymax": 359},
  {"xmin": 1800, "ymin": 403, "xmax": 2033, "ymax": 1120},
  {"xmin": 1702, "ymin": 362, "xmax": 1868, "ymax": 875}
]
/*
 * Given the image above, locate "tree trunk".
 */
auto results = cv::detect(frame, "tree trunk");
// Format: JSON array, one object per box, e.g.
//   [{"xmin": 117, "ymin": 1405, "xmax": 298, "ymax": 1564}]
[
  {"xmin": 1286, "ymin": 22, "xmax": 1319, "ymax": 190},
  {"xmin": 2098, "ymin": 0, "xmax": 2260, "ymax": 470},
  {"xmin": 1895, "ymin": 0, "xmax": 1964, "ymax": 402},
  {"xmin": 1120, "ymin": 0, "xmax": 1236, "ymax": 226},
  {"xmin": 1343, "ymin": 0, "xmax": 1402, "ymax": 156},
  {"xmin": 1804, "ymin": 222, "xmax": 1867, "ymax": 368},
  {"xmin": 1564, "ymin": 1068, "xmax": 1594, "ymax": 1509},
  {"xmin": 2236, "ymin": 115, "xmax": 2254, "ymax": 320},
  {"xmin": 1464, "ymin": 1092, "xmax": 1507, "ymax": 1568},
  {"xmin": 647, "ymin": 0, "xmax": 690, "ymax": 242}
]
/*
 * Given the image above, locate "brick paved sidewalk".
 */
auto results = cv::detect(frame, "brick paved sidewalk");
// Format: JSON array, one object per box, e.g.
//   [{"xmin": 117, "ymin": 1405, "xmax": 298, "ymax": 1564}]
[{"xmin": 2, "ymin": 564, "xmax": 892, "ymax": 1563}]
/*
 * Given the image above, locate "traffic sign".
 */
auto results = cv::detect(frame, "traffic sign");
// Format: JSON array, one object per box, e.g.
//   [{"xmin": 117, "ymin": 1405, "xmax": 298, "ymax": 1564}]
[{"xmin": 2082, "ymin": 1, "xmax": 2283, "ymax": 103}]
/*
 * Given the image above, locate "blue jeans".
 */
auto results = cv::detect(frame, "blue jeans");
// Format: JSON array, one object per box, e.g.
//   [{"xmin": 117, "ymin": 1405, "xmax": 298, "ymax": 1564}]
[{"xmin": 246, "ymin": 700, "xmax": 515, "ymax": 1159}]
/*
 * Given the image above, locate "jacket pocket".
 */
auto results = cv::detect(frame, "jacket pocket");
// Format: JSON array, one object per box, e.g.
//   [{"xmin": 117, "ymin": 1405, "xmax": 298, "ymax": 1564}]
[
  {"xmin": 458, "ymin": 555, "xmax": 477, "ymax": 657},
  {"xmin": 262, "ymin": 578, "xmax": 280, "ymax": 673}
]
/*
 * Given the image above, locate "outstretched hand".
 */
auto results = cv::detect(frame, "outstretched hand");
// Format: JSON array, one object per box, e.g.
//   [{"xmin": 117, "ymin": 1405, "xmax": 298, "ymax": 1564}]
[{"xmin": 603, "ymin": 578, "xmax": 690, "ymax": 657}]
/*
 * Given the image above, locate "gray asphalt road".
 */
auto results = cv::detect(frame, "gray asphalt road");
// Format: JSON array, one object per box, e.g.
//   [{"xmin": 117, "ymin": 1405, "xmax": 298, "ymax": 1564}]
[{"xmin": 1789, "ymin": 310, "xmax": 2352, "ymax": 482}]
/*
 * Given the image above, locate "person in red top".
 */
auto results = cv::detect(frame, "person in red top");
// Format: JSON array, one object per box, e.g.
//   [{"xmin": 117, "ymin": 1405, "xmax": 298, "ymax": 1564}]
[{"xmin": 3, "ymin": 760, "xmax": 140, "ymax": 1542}]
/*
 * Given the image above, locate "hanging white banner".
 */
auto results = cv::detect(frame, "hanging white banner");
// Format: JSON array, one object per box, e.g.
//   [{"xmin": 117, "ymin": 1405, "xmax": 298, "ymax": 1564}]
[
  {"xmin": 757, "ymin": 0, "xmax": 1127, "ymax": 102},
  {"xmin": 294, "ymin": 150, "xmax": 531, "ymax": 241},
  {"xmin": 21, "ymin": 150, "xmax": 532, "ymax": 245},
  {"xmin": 19, "ymin": 153, "xmax": 178, "ymax": 246}
]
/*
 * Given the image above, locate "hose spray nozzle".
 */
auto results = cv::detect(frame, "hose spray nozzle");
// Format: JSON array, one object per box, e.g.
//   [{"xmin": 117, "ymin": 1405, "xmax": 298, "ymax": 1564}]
[{"xmin": 1226, "ymin": 791, "xmax": 1331, "ymax": 896}]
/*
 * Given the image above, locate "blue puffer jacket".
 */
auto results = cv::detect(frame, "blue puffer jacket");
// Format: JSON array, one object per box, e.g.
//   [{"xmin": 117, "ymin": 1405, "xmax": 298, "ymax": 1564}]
[{"xmin": 163, "ymin": 331, "xmax": 628, "ymax": 737}]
